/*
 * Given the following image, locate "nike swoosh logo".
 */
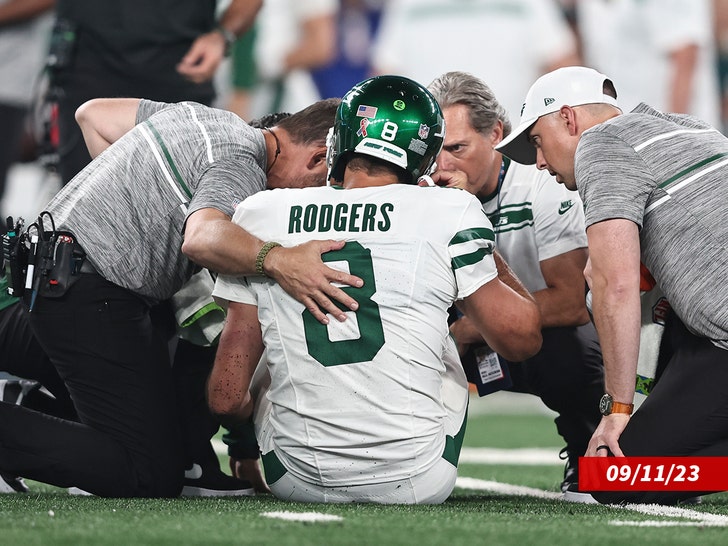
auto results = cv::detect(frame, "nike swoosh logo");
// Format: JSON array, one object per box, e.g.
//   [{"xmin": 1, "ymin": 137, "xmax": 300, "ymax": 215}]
[
  {"xmin": 558, "ymin": 201, "xmax": 574, "ymax": 215},
  {"xmin": 184, "ymin": 463, "xmax": 203, "ymax": 480}
]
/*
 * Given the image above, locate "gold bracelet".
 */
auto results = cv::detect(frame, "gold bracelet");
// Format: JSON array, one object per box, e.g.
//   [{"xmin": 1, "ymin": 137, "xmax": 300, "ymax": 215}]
[{"xmin": 255, "ymin": 241, "xmax": 281, "ymax": 276}]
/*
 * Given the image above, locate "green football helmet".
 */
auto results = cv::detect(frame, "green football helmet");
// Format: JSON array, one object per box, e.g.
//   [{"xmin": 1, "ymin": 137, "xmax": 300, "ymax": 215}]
[{"xmin": 327, "ymin": 75, "xmax": 445, "ymax": 184}]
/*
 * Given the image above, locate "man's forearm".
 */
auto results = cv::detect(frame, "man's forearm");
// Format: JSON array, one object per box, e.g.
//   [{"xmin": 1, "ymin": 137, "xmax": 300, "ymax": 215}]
[
  {"xmin": 75, "ymin": 98, "xmax": 141, "ymax": 158},
  {"xmin": 592, "ymin": 288, "xmax": 641, "ymax": 403},
  {"xmin": 219, "ymin": 0, "xmax": 262, "ymax": 37},
  {"xmin": 0, "ymin": 0, "xmax": 53, "ymax": 24},
  {"xmin": 532, "ymin": 287, "xmax": 590, "ymax": 328},
  {"xmin": 494, "ymin": 251, "xmax": 535, "ymax": 302},
  {"xmin": 183, "ymin": 212, "xmax": 264, "ymax": 276}
]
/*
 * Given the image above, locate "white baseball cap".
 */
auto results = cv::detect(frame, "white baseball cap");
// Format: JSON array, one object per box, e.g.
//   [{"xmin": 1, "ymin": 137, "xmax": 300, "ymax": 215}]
[{"xmin": 495, "ymin": 66, "xmax": 620, "ymax": 165}]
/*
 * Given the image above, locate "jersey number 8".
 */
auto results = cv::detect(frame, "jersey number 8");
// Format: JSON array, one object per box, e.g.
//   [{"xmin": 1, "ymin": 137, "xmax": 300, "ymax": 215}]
[{"xmin": 302, "ymin": 242, "xmax": 385, "ymax": 367}]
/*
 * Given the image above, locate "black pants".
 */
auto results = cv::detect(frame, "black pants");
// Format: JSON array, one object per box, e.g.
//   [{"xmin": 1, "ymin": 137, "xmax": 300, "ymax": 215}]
[
  {"xmin": 504, "ymin": 323, "xmax": 605, "ymax": 460},
  {"xmin": 592, "ymin": 313, "xmax": 728, "ymax": 505},
  {"xmin": 0, "ymin": 104, "xmax": 28, "ymax": 205},
  {"xmin": 171, "ymin": 338, "xmax": 220, "ymax": 471},
  {"xmin": 0, "ymin": 274, "xmax": 184, "ymax": 497},
  {"xmin": 0, "ymin": 301, "xmax": 76, "ymax": 418}
]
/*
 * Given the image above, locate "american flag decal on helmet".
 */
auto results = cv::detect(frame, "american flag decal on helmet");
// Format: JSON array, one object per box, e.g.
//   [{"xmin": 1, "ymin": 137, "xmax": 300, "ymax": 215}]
[{"xmin": 357, "ymin": 105, "xmax": 378, "ymax": 118}]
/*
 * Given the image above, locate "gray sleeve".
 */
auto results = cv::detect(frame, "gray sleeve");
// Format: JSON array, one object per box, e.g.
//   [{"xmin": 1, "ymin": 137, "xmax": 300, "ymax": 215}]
[
  {"xmin": 187, "ymin": 157, "xmax": 267, "ymax": 219},
  {"xmin": 576, "ymin": 130, "xmax": 655, "ymax": 230},
  {"xmin": 135, "ymin": 99, "xmax": 175, "ymax": 125}
]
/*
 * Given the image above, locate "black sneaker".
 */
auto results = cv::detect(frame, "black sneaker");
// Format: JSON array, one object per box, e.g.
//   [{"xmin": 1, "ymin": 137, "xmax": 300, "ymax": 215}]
[
  {"xmin": 559, "ymin": 448, "xmax": 597, "ymax": 503},
  {"xmin": 0, "ymin": 379, "xmax": 42, "ymax": 405},
  {"xmin": 180, "ymin": 464, "xmax": 255, "ymax": 497},
  {"xmin": 559, "ymin": 447, "xmax": 578, "ymax": 493},
  {"xmin": 562, "ymin": 480, "xmax": 598, "ymax": 503},
  {"xmin": 0, "ymin": 472, "xmax": 29, "ymax": 493}
]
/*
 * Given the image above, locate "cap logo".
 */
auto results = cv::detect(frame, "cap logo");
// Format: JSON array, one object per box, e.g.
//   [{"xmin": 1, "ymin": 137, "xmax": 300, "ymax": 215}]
[
  {"xmin": 544, "ymin": 97, "xmax": 555, "ymax": 107},
  {"xmin": 393, "ymin": 100, "xmax": 406, "ymax": 111}
]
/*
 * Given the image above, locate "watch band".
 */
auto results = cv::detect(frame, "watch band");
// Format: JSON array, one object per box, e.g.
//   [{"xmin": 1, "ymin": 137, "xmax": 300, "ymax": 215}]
[
  {"xmin": 610, "ymin": 401, "xmax": 634, "ymax": 415},
  {"xmin": 215, "ymin": 25, "xmax": 236, "ymax": 57},
  {"xmin": 599, "ymin": 393, "xmax": 635, "ymax": 416}
]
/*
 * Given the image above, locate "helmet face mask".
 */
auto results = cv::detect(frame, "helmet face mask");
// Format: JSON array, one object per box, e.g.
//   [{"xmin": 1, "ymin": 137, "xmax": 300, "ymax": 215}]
[{"xmin": 327, "ymin": 75, "xmax": 445, "ymax": 184}]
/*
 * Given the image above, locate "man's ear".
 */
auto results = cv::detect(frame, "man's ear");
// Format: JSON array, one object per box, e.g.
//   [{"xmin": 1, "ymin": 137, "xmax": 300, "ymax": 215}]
[
  {"xmin": 307, "ymin": 146, "xmax": 328, "ymax": 170},
  {"xmin": 560, "ymin": 105, "xmax": 580, "ymax": 136},
  {"xmin": 490, "ymin": 119, "xmax": 504, "ymax": 147}
]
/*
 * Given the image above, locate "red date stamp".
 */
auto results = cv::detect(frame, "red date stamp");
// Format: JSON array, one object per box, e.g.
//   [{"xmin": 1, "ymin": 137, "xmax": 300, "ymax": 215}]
[{"xmin": 579, "ymin": 457, "xmax": 728, "ymax": 491}]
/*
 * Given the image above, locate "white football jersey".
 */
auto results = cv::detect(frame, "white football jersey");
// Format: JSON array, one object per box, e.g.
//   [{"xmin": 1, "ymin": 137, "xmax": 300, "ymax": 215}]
[
  {"xmin": 481, "ymin": 162, "xmax": 587, "ymax": 293},
  {"xmin": 213, "ymin": 184, "xmax": 496, "ymax": 486}
]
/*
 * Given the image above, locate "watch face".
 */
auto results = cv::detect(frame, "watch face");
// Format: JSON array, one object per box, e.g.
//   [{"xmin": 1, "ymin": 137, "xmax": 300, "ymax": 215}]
[{"xmin": 599, "ymin": 394, "xmax": 612, "ymax": 415}]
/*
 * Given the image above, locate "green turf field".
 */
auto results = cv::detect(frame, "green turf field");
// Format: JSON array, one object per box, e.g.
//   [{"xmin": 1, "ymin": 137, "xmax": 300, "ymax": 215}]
[{"xmin": 2, "ymin": 392, "xmax": 727, "ymax": 546}]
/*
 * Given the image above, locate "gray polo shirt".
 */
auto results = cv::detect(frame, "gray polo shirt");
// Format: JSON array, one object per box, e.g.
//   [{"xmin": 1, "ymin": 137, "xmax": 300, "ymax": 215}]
[
  {"xmin": 46, "ymin": 100, "xmax": 267, "ymax": 302},
  {"xmin": 576, "ymin": 103, "xmax": 728, "ymax": 351}
]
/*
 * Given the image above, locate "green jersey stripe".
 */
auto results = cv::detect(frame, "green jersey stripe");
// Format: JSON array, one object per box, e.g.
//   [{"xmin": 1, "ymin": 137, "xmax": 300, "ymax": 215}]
[
  {"xmin": 451, "ymin": 247, "xmax": 491, "ymax": 271},
  {"xmin": 496, "ymin": 201, "xmax": 532, "ymax": 211},
  {"xmin": 647, "ymin": 155, "xmax": 728, "ymax": 214},
  {"xmin": 659, "ymin": 152, "xmax": 728, "ymax": 189},
  {"xmin": 492, "ymin": 220, "xmax": 535, "ymax": 234},
  {"xmin": 449, "ymin": 227, "xmax": 494, "ymax": 246},
  {"xmin": 449, "ymin": 227, "xmax": 495, "ymax": 271},
  {"xmin": 145, "ymin": 120, "xmax": 193, "ymax": 200},
  {"xmin": 138, "ymin": 124, "xmax": 189, "ymax": 208}
]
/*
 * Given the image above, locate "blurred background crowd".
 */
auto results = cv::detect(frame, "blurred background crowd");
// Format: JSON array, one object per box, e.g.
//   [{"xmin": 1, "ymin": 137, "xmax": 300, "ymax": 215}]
[{"xmin": 2, "ymin": 0, "xmax": 728, "ymax": 224}]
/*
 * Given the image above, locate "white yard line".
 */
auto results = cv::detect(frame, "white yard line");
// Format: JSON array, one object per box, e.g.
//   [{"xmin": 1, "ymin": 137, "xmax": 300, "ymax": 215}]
[
  {"xmin": 459, "ymin": 447, "xmax": 562, "ymax": 465},
  {"xmin": 456, "ymin": 476, "xmax": 728, "ymax": 528},
  {"xmin": 261, "ymin": 511, "xmax": 343, "ymax": 523},
  {"xmin": 456, "ymin": 477, "xmax": 562, "ymax": 500}
]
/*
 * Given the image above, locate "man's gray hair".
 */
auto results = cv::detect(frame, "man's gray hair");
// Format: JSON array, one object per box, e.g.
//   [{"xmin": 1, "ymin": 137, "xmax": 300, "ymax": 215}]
[{"xmin": 428, "ymin": 71, "xmax": 512, "ymax": 138}]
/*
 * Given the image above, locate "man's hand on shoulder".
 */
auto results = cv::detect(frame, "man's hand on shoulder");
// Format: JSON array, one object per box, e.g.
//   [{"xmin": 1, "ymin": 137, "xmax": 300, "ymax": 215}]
[{"xmin": 265, "ymin": 240, "xmax": 363, "ymax": 325}]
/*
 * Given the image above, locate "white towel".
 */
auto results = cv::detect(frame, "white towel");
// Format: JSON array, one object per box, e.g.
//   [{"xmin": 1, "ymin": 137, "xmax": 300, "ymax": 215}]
[{"xmin": 170, "ymin": 269, "xmax": 225, "ymax": 347}]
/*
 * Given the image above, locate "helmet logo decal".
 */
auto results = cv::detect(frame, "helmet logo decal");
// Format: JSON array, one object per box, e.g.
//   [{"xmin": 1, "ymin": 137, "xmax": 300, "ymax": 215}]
[
  {"xmin": 418, "ymin": 124, "xmax": 430, "ymax": 139},
  {"xmin": 357, "ymin": 104, "xmax": 378, "ymax": 118},
  {"xmin": 408, "ymin": 138, "xmax": 428, "ymax": 156},
  {"xmin": 357, "ymin": 118, "xmax": 370, "ymax": 137},
  {"xmin": 393, "ymin": 100, "xmax": 406, "ymax": 111}
]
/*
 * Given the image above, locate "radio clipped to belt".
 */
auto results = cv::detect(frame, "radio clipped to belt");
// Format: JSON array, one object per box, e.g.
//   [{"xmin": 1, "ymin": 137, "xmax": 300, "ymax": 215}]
[{"xmin": 1, "ymin": 211, "xmax": 86, "ymax": 310}]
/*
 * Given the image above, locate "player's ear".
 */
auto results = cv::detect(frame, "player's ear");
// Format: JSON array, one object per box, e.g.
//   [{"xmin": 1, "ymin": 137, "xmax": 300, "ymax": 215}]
[{"xmin": 307, "ymin": 146, "xmax": 328, "ymax": 170}]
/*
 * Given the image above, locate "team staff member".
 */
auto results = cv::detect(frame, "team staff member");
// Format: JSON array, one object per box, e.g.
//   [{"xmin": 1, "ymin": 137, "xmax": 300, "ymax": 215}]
[
  {"xmin": 209, "ymin": 76, "xmax": 542, "ymax": 503},
  {"xmin": 428, "ymin": 71, "xmax": 604, "ymax": 500},
  {"xmin": 497, "ymin": 66, "xmax": 728, "ymax": 505},
  {"xmin": 0, "ymin": 97, "xmax": 363, "ymax": 498},
  {"xmin": 51, "ymin": 0, "xmax": 262, "ymax": 184}
]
